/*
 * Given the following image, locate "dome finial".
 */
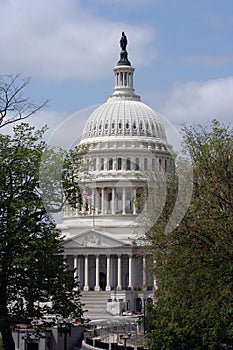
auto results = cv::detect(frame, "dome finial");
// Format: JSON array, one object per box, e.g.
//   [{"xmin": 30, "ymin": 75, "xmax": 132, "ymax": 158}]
[
  {"xmin": 120, "ymin": 32, "xmax": 127, "ymax": 51},
  {"xmin": 118, "ymin": 32, "xmax": 131, "ymax": 66}
]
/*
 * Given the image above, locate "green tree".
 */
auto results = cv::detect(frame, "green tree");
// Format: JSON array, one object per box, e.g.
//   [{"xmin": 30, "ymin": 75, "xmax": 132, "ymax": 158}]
[
  {"xmin": 0, "ymin": 124, "xmax": 85, "ymax": 350},
  {"xmin": 146, "ymin": 120, "xmax": 233, "ymax": 349}
]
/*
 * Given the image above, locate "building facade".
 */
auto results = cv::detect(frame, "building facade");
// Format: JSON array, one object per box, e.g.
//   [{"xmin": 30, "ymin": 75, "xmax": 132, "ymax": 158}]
[{"xmin": 60, "ymin": 33, "xmax": 173, "ymax": 310}]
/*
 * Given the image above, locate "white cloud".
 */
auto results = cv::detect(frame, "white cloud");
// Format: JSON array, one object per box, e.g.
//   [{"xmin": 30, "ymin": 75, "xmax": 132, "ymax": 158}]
[
  {"xmin": 0, "ymin": 0, "xmax": 157, "ymax": 81},
  {"xmin": 95, "ymin": 0, "xmax": 156, "ymax": 8},
  {"xmin": 145, "ymin": 76, "xmax": 233, "ymax": 127},
  {"xmin": 1, "ymin": 108, "xmax": 67, "ymax": 138},
  {"xmin": 183, "ymin": 54, "xmax": 233, "ymax": 66}
]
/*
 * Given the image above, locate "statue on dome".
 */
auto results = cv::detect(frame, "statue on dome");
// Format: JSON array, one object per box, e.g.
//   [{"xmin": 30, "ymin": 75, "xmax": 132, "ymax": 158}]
[{"xmin": 120, "ymin": 32, "xmax": 127, "ymax": 51}]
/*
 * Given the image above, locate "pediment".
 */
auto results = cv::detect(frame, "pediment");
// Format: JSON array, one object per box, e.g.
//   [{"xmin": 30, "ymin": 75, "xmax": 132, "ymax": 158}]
[{"xmin": 63, "ymin": 229, "xmax": 127, "ymax": 248}]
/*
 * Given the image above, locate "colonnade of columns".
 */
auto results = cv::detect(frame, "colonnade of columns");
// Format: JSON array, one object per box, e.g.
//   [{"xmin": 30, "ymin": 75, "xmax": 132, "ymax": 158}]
[
  {"xmin": 68, "ymin": 253, "xmax": 153, "ymax": 292},
  {"xmin": 64, "ymin": 187, "xmax": 138, "ymax": 217}
]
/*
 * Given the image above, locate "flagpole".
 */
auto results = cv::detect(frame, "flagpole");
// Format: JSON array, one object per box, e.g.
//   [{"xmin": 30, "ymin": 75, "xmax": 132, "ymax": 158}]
[{"xmin": 92, "ymin": 191, "xmax": 95, "ymax": 228}]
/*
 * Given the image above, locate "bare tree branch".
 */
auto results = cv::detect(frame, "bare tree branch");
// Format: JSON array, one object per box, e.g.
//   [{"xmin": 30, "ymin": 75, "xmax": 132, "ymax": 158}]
[{"xmin": 0, "ymin": 74, "xmax": 48, "ymax": 128}]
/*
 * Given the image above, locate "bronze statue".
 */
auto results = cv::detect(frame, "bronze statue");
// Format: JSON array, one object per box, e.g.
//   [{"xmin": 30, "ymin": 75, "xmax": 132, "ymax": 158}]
[{"xmin": 120, "ymin": 32, "xmax": 127, "ymax": 51}]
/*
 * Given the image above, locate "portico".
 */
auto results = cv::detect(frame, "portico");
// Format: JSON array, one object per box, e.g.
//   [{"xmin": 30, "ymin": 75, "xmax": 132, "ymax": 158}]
[{"xmin": 64, "ymin": 229, "xmax": 154, "ymax": 293}]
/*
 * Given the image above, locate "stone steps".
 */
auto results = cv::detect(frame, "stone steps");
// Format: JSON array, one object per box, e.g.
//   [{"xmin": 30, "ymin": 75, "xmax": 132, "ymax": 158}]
[{"xmin": 81, "ymin": 291, "xmax": 112, "ymax": 319}]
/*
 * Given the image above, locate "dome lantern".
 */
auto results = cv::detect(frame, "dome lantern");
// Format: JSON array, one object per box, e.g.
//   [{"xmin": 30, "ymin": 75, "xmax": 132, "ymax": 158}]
[
  {"xmin": 81, "ymin": 32, "xmax": 168, "ymax": 143},
  {"xmin": 109, "ymin": 32, "xmax": 140, "ymax": 101}
]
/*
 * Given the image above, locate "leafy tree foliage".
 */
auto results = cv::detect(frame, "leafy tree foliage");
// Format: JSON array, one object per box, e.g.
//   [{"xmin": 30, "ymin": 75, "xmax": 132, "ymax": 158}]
[
  {"xmin": 146, "ymin": 120, "xmax": 233, "ymax": 349},
  {"xmin": 0, "ymin": 124, "xmax": 85, "ymax": 350}
]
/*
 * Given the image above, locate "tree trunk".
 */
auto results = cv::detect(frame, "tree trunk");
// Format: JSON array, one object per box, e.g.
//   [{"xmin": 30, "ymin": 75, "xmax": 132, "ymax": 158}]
[
  {"xmin": 1, "ymin": 325, "xmax": 15, "ymax": 350},
  {"xmin": 0, "ymin": 285, "xmax": 15, "ymax": 350}
]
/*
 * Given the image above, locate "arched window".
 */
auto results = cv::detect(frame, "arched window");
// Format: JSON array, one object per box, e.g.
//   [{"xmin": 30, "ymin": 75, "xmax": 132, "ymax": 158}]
[
  {"xmin": 100, "ymin": 158, "xmax": 104, "ymax": 170},
  {"xmin": 159, "ymin": 159, "xmax": 162, "ymax": 171},
  {"xmin": 117, "ymin": 158, "xmax": 122, "ymax": 170},
  {"xmin": 152, "ymin": 158, "xmax": 155, "ymax": 171},
  {"xmin": 109, "ymin": 158, "xmax": 113, "ymax": 170},
  {"xmin": 135, "ymin": 158, "xmax": 139, "ymax": 171},
  {"xmin": 126, "ymin": 121, "xmax": 129, "ymax": 129},
  {"xmin": 93, "ymin": 158, "xmax": 96, "ymax": 171},
  {"xmin": 86, "ymin": 158, "xmax": 89, "ymax": 170},
  {"xmin": 126, "ymin": 158, "xmax": 131, "ymax": 170}
]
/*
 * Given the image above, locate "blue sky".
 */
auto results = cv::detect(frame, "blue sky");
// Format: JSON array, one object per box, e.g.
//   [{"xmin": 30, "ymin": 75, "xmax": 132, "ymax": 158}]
[{"xmin": 1, "ymin": 0, "xmax": 232, "ymax": 146}]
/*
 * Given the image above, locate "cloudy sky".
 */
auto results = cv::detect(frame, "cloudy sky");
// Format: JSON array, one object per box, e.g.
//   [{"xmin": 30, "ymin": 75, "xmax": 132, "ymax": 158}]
[{"xmin": 1, "ymin": 0, "xmax": 232, "ymax": 147}]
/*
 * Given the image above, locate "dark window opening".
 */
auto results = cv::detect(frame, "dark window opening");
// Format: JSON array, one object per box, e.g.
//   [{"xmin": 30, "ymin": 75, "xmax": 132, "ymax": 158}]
[
  {"xmin": 117, "ymin": 158, "xmax": 122, "ymax": 170},
  {"xmin": 126, "ymin": 158, "xmax": 131, "ymax": 170}
]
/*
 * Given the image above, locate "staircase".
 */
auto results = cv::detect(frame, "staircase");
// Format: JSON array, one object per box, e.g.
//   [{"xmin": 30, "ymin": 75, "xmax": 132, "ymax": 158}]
[{"xmin": 81, "ymin": 291, "xmax": 112, "ymax": 320}]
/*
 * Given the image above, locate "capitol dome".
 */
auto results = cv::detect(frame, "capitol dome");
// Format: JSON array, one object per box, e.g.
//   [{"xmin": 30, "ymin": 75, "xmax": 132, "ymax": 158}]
[
  {"xmin": 61, "ymin": 33, "xmax": 173, "ymax": 301},
  {"xmin": 81, "ymin": 99, "xmax": 167, "ymax": 142}
]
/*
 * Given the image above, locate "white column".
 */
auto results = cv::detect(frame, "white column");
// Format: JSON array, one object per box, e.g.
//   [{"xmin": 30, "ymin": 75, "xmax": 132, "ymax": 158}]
[
  {"xmin": 95, "ymin": 255, "xmax": 100, "ymax": 291},
  {"xmin": 128, "ymin": 255, "xmax": 133, "ymax": 290},
  {"xmin": 117, "ymin": 255, "xmax": 122, "ymax": 290},
  {"xmin": 112, "ymin": 188, "xmax": 116, "ymax": 215},
  {"xmin": 88, "ymin": 198, "xmax": 91, "ymax": 214},
  {"xmin": 81, "ymin": 202, "xmax": 86, "ymax": 214},
  {"xmin": 122, "ymin": 187, "xmax": 126, "ymax": 214},
  {"xmin": 133, "ymin": 188, "xmax": 137, "ymax": 215},
  {"xmin": 84, "ymin": 255, "xmax": 89, "ymax": 291},
  {"xmin": 101, "ymin": 188, "xmax": 105, "ymax": 214},
  {"xmin": 143, "ymin": 256, "xmax": 146, "ymax": 289},
  {"xmin": 106, "ymin": 255, "xmax": 111, "ymax": 291},
  {"xmin": 74, "ymin": 255, "xmax": 78, "ymax": 279}
]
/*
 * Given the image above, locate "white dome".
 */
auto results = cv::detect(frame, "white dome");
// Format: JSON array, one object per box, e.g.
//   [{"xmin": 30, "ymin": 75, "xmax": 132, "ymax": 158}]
[{"xmin": 81, "ymin": 99, "xmax": 167, "ymax": 142}]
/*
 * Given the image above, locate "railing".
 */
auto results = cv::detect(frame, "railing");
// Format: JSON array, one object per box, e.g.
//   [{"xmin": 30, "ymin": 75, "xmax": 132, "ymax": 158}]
[{"xmin": 84, "ymin": 336, "xmax": 147, "ymax": 350}]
